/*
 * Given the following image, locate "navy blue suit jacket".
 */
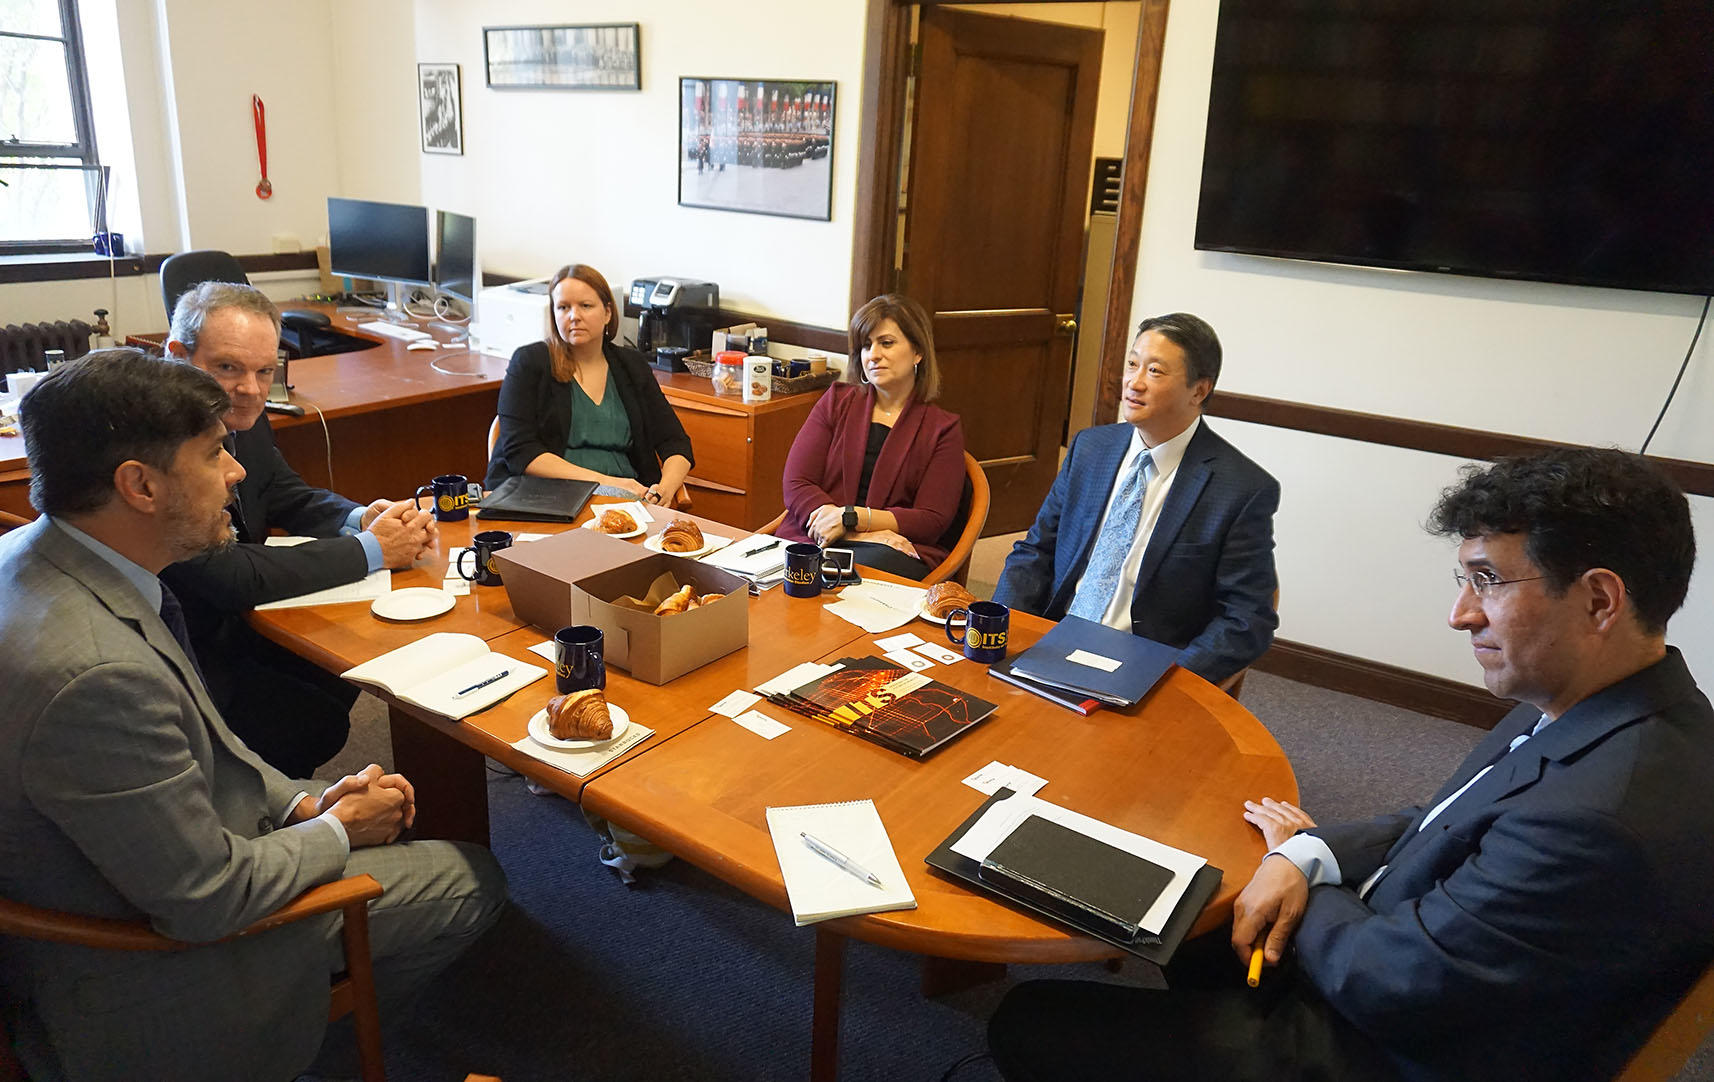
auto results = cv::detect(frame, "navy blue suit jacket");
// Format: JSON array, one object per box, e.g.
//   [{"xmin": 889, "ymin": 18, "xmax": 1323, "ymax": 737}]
[
  {"xmin": 1282, "ymin": 650, "xmax": 1714, "ymax": 1081},
  {"xmin": 992, "ymin": 419, "xmax": 1279, "ymax": 684}
]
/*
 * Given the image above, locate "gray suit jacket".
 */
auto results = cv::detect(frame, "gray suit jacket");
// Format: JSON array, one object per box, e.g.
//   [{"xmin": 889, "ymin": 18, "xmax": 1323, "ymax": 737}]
[{"xmin": 0, "ymin": 518, "xmax": 348, "ymax": 1082}]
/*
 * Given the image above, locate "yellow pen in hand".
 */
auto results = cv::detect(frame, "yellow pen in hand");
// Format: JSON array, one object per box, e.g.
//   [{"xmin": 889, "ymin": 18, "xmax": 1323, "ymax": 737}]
[{"xmin": 1247, "ymin": 946, "xmax": 1264, "ymax": 987}]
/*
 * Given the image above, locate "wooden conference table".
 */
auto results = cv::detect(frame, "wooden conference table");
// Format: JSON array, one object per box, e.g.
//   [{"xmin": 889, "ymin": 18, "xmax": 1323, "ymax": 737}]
[{"xmin": 251, "ymin": 505, "xmax": 1297, "ymax": 1081}]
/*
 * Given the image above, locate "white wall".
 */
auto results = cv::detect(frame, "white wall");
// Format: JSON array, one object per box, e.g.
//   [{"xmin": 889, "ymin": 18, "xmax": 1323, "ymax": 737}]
[
  {"xmin": 408, "ymin": 0, "xmax": 868, "ymax": 329},
  {"xmin": 1127, "ymin": 0, "xmax": 1714, "ymax": 689}
]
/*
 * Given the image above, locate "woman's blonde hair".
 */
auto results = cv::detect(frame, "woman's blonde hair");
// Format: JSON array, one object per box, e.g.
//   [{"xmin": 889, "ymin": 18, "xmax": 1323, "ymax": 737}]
[
  {"xmin": 845, "ymin": 294, "xmax": 940, "ymax": 402},
  {"xmin": 544, "ymin": 263, "xmax": 618, "ymax": 383}
]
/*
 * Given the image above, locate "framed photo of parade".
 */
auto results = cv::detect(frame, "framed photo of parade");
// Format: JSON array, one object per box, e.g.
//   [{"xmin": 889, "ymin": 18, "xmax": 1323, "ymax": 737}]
[
  {"xmin": 418, "ymin": 64, "xmax": 464, "ymax": 155},
  {"xmin": 483, "ymin": 24, "xmax": 642, "ymax": 91},
  {"xmin": 678, "ymin": 78, "xmax": 836, "ymax": 221}
]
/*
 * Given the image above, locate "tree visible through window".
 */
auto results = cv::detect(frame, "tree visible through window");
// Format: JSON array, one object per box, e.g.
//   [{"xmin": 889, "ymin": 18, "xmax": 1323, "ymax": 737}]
[{"xmin": 1, "ymin": 0, "xmax": 101, "ymax": 252}]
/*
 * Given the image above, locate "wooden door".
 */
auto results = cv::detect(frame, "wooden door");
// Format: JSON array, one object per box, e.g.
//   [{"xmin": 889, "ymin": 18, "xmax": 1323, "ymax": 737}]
[{"xmin": 901, "ymin": 7, "xmax": 1102, "ymax": 534}]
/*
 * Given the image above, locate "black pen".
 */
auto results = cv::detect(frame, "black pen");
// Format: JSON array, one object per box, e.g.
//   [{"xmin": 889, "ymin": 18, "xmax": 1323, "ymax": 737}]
[
  {"xmin": 737, "ymin": 537, "xmax": 781, "ymax": 559},
  {"xmin": 453, "ymin": 670, "xmax": 508, "ymax": 698}
]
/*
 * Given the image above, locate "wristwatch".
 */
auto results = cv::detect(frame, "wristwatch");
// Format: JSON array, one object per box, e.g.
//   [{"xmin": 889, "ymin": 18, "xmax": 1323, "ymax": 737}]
[{"xmin": 842, "ymin": 506, "xmax": 859, "ymax": 530}]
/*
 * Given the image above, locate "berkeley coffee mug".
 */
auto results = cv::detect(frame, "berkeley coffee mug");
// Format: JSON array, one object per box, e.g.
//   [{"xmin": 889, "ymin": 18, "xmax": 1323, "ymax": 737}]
[
  {"xmin": 783, "ymin": 543, "xmax": 857, "ymax": 599},
  {"xmin": 946, "ymin": 600, "xmax": 1010, "ymax": 663},
  {"xmin": 456, "ymin": 530, "xmax": 513, "ymax": 587},
  {"xmin": 553, "ymin": 625, "xmax": 606, "ymax": 694},
  {"xmin": 414, "ymin": 474, "xmax": 482, "ymax": 522}
]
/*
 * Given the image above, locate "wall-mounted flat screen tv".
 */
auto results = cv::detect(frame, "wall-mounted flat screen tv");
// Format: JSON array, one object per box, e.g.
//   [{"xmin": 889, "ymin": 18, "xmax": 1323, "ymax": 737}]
[{"xmin": 1194, "ymin": 1, "xmax": 1714, "ymax": 296}]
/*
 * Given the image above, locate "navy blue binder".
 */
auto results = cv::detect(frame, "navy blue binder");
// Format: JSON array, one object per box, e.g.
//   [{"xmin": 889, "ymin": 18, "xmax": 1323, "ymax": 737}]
[{"xmin": 1008, "ymin": 616, "xmax": 1178, "ymax": 707}]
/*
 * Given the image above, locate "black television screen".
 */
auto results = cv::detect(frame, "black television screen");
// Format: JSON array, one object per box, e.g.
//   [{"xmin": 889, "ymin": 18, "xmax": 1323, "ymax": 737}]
[
  {"xmin": 327, "ymin": 197, "xmax": 431, "ymax": 287},
  {"xmin": 1194, "ymin": 1, "xmax": 1714, "ymax": 296},
  {"xmin": 435, "ymin": 210, "xmax": 476, "ymax": 303}
]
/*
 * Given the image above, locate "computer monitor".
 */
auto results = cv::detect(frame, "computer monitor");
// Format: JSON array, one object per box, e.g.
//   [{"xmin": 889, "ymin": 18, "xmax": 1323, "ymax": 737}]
[
  {"xmin": 434, "ymin": 210, "xmax": 476, "ymax": 305},
  {"xmin": 326, "ymin": 197, "xmax": 431, "ymax": 288}
]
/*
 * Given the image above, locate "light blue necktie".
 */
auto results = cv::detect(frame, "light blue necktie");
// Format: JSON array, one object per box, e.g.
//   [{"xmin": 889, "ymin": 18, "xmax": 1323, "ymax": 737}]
[{"xmin": 1068, "ymin": 450, "xmax": 1155, "ymax": 622}]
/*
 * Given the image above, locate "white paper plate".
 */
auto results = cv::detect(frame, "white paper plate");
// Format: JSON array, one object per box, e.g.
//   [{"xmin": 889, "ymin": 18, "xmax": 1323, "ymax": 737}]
[
  {"xmin": 643, "ymin": 531, "xmax": 730, "ymax": 559},
  {"xmin": 371, "ymin": 587, "xmax": 456, "ymax": 622},
  {"xmin": 917, "ymin": 604, "xmax": 951, "ymax": 626},
  {"xmin": 581, "ymin": 518, "xmax": 645, "ymax": 540},
  {"xmin": 528, "ymin": 702, "xmax": 631, "ymax": 749}
]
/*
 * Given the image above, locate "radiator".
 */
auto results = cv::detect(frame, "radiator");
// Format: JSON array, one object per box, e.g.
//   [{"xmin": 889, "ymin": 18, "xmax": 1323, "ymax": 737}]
[{"xmin": 2, "ymin": 320, "xmax": 94, "ymax": 376}]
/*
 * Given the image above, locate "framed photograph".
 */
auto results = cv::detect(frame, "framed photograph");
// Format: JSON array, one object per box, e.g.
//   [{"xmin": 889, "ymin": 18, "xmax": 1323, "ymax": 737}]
[
  {"xmin": 418, "ymin": 63, "xmax": 463, "ymax": 155},
  {"xmin": 678, "ymin": 78, "xmax": 836, "ymax": 221},
  {"xmin": 484, "ymin": 24, "xmax": 641, "ymax": 91}
]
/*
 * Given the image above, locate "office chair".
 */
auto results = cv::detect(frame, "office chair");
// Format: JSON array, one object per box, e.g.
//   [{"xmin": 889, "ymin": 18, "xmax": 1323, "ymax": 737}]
[
  {"xmin": 0, "ymin": 511, "xmax": 31, "ymax": 535},
  {"xmin": 0, "ymin": 874, "xmax": 388, "ymax": 1082},
  {"xmin": 1614, "ymin": 959, "xmax": 1714, "ymax": 1081},
  {"xmin": 159, "ymin": 249, "xmax": 328, "ymax": 358},
  {"xmin": 758, "ymin": 452, "xmax": 990, "ymax": 586}
]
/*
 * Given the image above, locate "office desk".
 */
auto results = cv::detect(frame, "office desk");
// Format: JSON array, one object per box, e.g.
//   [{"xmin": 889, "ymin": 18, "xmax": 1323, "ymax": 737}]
[{"xmin": 250, "ymin": 508, "xmax": 1296, "ymax": 1081}]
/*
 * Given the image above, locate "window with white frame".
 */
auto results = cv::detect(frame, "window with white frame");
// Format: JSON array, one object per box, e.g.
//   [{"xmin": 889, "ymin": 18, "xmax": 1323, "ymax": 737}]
[{"xmin": 1, "ymin": 0, "xmax": 102, "ymax": 253}]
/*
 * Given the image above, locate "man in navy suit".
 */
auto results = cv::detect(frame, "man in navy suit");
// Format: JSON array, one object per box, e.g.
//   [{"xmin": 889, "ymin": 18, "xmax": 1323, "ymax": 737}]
[
  {"xmin": 989, "ymin": 448, "xmax": 1714, "ymax": 1082},
  {"xmin": 993, "ymin": 313, "xmax": 1278, "ymax": 684}
]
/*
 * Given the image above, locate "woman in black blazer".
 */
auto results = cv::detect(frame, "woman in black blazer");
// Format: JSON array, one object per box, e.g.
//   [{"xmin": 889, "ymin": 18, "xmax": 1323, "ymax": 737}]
[{"xmin": 484, "ymin": 263, "xmax": 694, "ymax": 505}]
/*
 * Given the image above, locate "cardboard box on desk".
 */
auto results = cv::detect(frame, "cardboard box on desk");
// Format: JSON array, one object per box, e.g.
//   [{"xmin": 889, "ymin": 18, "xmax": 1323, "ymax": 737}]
[
  {"xmin": 494, "ymin": 529, "xmax": 747, "ymax": 684},
  {"xmin": 567, "ymin": 555, "xmax": 748, "ymax": 684}
]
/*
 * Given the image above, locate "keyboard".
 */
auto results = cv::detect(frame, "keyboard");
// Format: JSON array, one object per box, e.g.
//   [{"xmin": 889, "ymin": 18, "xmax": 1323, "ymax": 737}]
[{"xmin": 357, "ymin": 321, "xmax": 430, "ymax": 341}]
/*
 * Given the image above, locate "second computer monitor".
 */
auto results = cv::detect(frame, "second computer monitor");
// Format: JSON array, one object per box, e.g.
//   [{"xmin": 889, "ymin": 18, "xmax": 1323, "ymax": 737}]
[
  {"xmin": 435, "ymin": 210, "xmax": 476, "ymax": 304},
  {"xmin": 327, "ymin": 197, "xmax": 431, "ymax": 287}
]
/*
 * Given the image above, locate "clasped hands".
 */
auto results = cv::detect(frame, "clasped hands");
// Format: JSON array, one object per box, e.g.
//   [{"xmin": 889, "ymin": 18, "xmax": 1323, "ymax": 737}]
[
  {"xmin": 1231, "ymin": 797, "xmax": 1317, "ymax": 971},
  {"xmin": 360, "ymin": 498, "xmax": 437, "ymax": 568},
  {"xmin": 295, "ymin": 763, "xmax": 416, "ymax": 848}
]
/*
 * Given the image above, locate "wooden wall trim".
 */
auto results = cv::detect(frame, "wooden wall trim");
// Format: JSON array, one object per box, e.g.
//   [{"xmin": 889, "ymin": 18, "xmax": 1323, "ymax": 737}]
[
  {"xmin": 1094, "ymin": 0, "xmax": 1171, "ymax": 428},
  {"xmin": 0, "ymin": 250, "xmax": 318, "ymax": 285},
  {"xmin": 1253, "ymin": 638, "xmax": 1513, "ymax": 730},
  {"xmin": 1207, "ymin": 390, "xmax": 1714, "ymax": 498}
]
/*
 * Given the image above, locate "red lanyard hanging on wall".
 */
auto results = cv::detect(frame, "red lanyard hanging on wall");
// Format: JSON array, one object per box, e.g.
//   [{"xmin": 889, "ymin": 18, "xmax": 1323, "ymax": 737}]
[{"xmin": 253, "ymin": 94, "xmax": 272, "ymax": 199}]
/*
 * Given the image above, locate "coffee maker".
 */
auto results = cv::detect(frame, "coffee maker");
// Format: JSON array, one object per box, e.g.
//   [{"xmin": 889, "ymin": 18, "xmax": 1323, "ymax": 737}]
[{"xmin": 629, "ymin": 277, "xmax": 720, "ymax": 371}]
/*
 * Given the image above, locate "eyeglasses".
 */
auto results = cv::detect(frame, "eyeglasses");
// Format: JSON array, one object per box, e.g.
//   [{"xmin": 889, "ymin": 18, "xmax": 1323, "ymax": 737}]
[{"xmin": 1452, "ymin": 568, "xmax": 1545, "ymax": 598}]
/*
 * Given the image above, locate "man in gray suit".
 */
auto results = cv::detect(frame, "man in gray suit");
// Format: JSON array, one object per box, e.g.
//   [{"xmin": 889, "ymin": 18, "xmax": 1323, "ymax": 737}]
[{"xmin": 0, "ymin": 351, "xmax": 506, "ymax": 1082}]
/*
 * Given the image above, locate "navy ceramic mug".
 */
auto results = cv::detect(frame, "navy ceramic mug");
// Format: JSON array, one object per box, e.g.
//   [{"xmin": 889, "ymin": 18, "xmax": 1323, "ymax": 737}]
[
  {"xmin": 414, "ymin": 474, "xmax": 483, "ymax": 522},
  {"xmin": 457, "ymin": 530, "xmax": 513, "ymax": 586},
  {"xmin": 783, "ymin": 543, "xmax": 856, "ymax": 598},
  {"xmin": 554, "ymin": 625, "xmax": 606, "ymax": 693},
  {"xmin": 945, "ymin": 600, "xmax": 1010, "ymax": 663}
]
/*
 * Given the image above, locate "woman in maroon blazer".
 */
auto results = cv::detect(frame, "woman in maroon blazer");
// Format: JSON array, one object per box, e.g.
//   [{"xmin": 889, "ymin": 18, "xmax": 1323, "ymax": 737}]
[{"xmin": 780, "ymin": 294, "xmax": 966, "ymax": 579}]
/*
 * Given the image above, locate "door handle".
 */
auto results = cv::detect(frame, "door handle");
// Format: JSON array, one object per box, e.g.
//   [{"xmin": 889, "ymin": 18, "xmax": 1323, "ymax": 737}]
[{"xmin": 1056, "ymin": 315, "xmax": 1077, "ymax": 336}]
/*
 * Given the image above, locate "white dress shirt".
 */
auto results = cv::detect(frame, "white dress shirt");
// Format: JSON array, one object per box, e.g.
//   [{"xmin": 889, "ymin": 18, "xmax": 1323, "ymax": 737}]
[{"xmin": 1072, "ymin": 416, "xmax": 1201, "ymax": 633}]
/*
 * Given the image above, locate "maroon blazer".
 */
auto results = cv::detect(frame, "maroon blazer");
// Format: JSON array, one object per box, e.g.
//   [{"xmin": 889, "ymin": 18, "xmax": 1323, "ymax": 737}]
[{"xmin": 780, "ymin": 382, "xmax": 967, "ymax": 568}]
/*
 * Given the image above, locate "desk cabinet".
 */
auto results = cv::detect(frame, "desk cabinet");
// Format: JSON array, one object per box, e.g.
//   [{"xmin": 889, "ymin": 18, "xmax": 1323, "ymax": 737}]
[{"xmin": 654, "ymin": 373, "xmax": 822, "ymax": 531}]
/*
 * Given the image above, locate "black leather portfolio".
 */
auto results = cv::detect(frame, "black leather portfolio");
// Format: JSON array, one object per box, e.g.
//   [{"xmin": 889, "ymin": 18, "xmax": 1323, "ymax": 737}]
[
  {"xmin": 978, "ymin": 814, "xmax": 1175, "ymax": 943},
  {"xmin": 925, "ymin": 789, "xmax": 1223, "ymax": 965},
  {"xmin": 475, "ymin": 476, "xmax": 598, "ymax": 523}
]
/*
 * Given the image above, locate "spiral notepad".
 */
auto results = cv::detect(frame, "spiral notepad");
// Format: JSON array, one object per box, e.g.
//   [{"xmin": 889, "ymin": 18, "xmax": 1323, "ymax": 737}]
[{"xmin": 765, "ymin": 800, "xmax": 917, "ymax": 926}]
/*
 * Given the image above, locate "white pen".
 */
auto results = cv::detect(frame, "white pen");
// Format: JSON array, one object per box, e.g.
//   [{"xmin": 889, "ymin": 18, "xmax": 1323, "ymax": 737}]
[
  {"xmin": 800, "ymin": 831, "xmax": 883, "ymax": 888},
  {"xmin": 452, "ymin": 670, "xmax": 508, "ymax": 698}
]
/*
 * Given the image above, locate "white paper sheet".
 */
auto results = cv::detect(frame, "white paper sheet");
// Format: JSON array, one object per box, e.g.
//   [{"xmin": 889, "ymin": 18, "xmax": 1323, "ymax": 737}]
[
  {"xmin": 255, "ymin": 568, "xmax": 392, "ymax": 610},
  {"xmin": 710, "ymin": 690, "xmax": 762, "ymax": 718},
  {"xmin": 510, "ymin": 723, "xmax": 654, "ymax": 777},
  {"xmin": 884, "ymin": 648, "xmax": 935, "ymax": 672},
  {"xmin": 913, "ymin": 643, "xmax": 963, "ymax": 666},
  {"xmin": 527, "ymin": 640, "xmax": 555, "ymax": 662},
  {"xmin": 961, "ymin": 761, "xmax": 1049, "ymax": 798},
  {"xmin": 876, "ymin": 631, "xmax": 925, "ymax": 651},
  {"xmin": 733, "ymin": 710, "xmax": 790, "ymax": 740},
  {"xmin": 756, "ymin": 662, "xmax": 841, "ymax": 698}
]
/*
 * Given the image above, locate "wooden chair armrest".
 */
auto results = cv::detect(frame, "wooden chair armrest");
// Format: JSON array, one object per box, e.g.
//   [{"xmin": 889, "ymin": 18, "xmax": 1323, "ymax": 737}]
[{"xmin": 0, "ymin": 875, "xmax": 383, "ymax": 952}]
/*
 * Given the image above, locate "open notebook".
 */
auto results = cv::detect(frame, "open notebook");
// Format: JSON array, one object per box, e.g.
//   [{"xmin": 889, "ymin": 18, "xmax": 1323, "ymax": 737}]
[{"xmin": 765, "ymin": 800, "xmax": 916, "ymax": 926}]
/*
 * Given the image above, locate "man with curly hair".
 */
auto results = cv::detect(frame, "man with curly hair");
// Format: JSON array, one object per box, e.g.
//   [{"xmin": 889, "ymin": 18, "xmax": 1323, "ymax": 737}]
[{"xmin": 989, "ymin": 447, "xmax": 1714, "ymax": 1082}]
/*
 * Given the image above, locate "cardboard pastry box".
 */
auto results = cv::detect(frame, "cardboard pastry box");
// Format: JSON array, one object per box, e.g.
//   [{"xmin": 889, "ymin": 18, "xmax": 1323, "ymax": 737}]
[{"xmin": 497, "ymin": 531, "xmax": 748, "ymax": 684}]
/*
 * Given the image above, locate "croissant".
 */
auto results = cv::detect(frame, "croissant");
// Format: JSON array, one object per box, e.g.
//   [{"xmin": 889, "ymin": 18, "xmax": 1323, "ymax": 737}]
[
  {"xmin": 658, "ymin": 518, "xmax": 704, "ymax": 553},
  {"xmin": 598, "ymin": 509, "xmax": 638, "ymax": 534},
  {"xmin": 924, "ymin": 581, "xmax": 977, "ymax": 619},
  {"xmin": 653, "ymin": 584, "xmax": 696, "ymax": 616},
  {"xmin": 697, "ymin": 592, "xmax": 724, "ymax": 608},
  {"xmin": 547, "ymin": 689, "xmax": 613, "ymax": 740}
]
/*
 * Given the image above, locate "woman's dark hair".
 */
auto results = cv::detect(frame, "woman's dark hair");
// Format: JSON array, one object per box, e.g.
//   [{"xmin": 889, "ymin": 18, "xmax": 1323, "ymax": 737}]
[
  {"xmin": 22, "ymin": 349, "xmax": 230, "ymax": 515},
  {"xmin": 544, "ymin": 263, "xmax": 618, "ymax": 383},
  {"xmin": 1427, "ymin": 447, "xmax": 1695, "ymax": 633},
  {"xmin": 846, "ymin": 294, "xmax": 941, "ymax": 402},
  {"xmin": 1136, "ymin": 313, "xmax": 1222, "ymax": 402}
]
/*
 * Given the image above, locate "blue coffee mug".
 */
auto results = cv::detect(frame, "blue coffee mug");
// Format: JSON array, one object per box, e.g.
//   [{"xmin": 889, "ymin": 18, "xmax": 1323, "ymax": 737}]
[
  {"xmin": 946, "ymin": 600, "xmax": 1010, "ymax": 663},
  {"xmin": 554, "ymin": 625, "xmax": 605, "ymax": 693}
]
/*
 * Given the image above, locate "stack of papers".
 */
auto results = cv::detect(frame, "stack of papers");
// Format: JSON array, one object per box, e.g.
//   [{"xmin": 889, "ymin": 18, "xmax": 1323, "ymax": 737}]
[
  {"xmin": 255, "ymin": 538, "xmax": 392, "ymax": 609},
  {"xmin": 825, "ymin": 581, "xmax": 928, "ymax": 633},
  {"xmin": 701, "ymin": 535, "xmax": 788, "ymax": 586},
  {"xmin": 756, "ymin": 661, "xmax": 843, "ymax": 697}
]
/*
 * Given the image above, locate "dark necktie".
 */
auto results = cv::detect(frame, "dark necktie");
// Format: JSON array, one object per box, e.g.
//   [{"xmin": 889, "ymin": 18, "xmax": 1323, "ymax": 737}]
[
  {"xmin": 158, "ymin": 582, "xmax": 208, "ymax": 687},
  {"xmin": 223, "ymin": 434, "xmax": 250, "ymax": 541}
]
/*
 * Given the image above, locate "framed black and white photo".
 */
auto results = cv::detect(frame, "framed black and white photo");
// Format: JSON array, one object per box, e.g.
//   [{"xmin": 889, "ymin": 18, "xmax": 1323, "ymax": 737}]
[
  {"xmin": 418, "ymin": 63, "xmax": 463, "ymax": 155},
  {"xmin": 679, "ymin": 78, "xmax": 836, "ymax": 221},
  {"xmin": 484, "ymin": 24, "xmax": 641, "ymax": 91}
]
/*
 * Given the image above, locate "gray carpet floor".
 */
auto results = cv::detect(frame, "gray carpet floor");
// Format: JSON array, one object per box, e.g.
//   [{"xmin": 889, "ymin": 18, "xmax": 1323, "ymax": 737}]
[{"xmin": 329, "ymin": 670, "xmax": 1714, "ymax": 1081}]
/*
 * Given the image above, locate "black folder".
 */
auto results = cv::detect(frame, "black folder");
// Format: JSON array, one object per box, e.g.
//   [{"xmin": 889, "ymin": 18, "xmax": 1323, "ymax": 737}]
[
  {"xmin": 475, "ymin": 476, "xmax": 597, "ymax": 522},
  {"xmin": 979, "ymin": 814, "xmax": 1175, "ymax": 943},
  {"xmin": 925, "ymin": 789, "xmax": 1223, "ymax": 965}
]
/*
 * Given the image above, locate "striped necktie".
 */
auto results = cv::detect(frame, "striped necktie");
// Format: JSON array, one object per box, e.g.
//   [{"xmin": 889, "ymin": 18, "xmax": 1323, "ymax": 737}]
[{"xmin": 1068, "ymin": 450, "xmax": 1155, "ymax": 622}]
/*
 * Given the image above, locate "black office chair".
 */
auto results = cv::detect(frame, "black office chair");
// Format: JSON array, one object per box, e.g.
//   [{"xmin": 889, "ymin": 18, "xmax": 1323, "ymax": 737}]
[{"xmin": 159, "ymin": 249, "xmax": 329, "ymax": 358}]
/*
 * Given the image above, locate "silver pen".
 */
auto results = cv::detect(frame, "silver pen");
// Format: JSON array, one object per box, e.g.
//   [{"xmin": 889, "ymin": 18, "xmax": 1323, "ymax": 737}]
[
  {"xmin": 452, "ymin": 670, "xmax": 508, "ymax": 698},
  {"xmin": 800, "ymin": 831, "xmax": 884, "ymax": 888}
]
